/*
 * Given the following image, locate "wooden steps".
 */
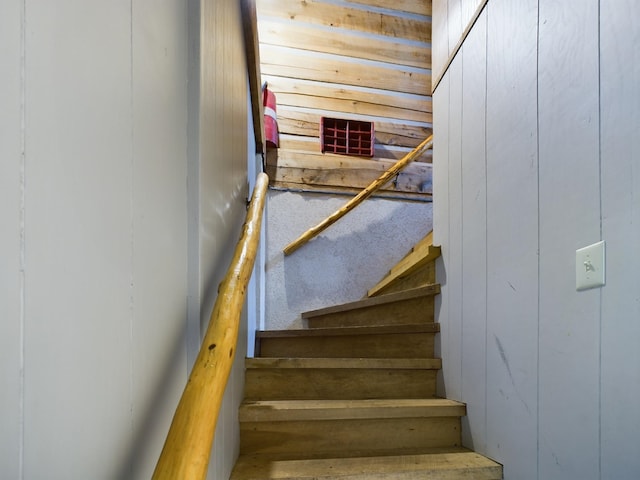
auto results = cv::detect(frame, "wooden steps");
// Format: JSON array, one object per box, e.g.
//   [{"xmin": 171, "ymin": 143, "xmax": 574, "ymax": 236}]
[
  {"xmin": 256, "ymin": 323, "xmax": 439, "ymax": 358},
  {"xmin": 368, "ymin": 231, "xmax": 441, "ymax": 297},
  {"xmin": 302, "ymin": 285, "xmax": 439, "ymax": 328},
  {"xmin": 232, "ymin": 274, "xmax": 502, "ymax": 479},
  {"xmin": 231, "ymin": 450, "xmax": 502, "ymax": 479},
  {"xmin": 239, "ymin": 398, "xmax": 464, "ymax": 458},
  {"xmin": 244, "ymin": 357, "xmax": 439, "ymax": 400}
]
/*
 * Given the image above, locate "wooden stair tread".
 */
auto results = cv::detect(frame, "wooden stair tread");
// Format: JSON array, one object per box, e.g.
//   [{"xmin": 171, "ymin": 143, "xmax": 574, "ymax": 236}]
[
  {"xmin": 257, "ymin": 323, "xmax": 439, "ymax": 339},
  {"xmin": 240, "ymin": 398, "xmax": 466, "ymax": 422},
  {"xmin": 301, "ymin": 284, "xmax": 439, "ymax": 320},
  {"xmin": 246, "ymin": 357, "xmax": 442, "ymax": 369},
  {"xmin": 231, "ymin": 449, "xmax": 503, "ymax": 479},
  {"xmin": 368, "ymin": 232, "xmax": 442, "ymax": 297}
]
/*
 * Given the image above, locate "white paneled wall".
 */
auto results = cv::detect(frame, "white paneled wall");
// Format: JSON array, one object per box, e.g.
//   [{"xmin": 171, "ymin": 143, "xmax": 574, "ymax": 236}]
[
  {"xmin": 0, "ymin": 2, "xmax": 23, "ymax": 478},
  {"xmin": 433, "ymin": 0, "xmax": 640, "ymax": 479},
  {"xmin": 0, "ymin": 0, "xmax": 253, "ymax": 479}
]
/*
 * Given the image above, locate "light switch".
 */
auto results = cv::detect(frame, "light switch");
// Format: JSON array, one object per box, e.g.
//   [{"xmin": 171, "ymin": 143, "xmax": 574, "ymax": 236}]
[{"xmin": 576, "ymin": 241, "xmax": 605, "ymax": 291}]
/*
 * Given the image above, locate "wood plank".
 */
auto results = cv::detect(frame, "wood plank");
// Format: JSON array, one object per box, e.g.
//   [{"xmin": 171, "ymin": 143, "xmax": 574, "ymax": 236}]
[
  {"xmin": 257, "ymin": 323, "xmax": 439, "ymax": 338},
  {"xmin": 306, "ymin": 295, "xmax": 436, "ymax": 328},
  {"xmin": 264, "ymin": 76, "xmax": 432, "ymax": 117},
  {"xmin": 244, "ymin": 367, "xmax": 438, "ymax": 400},
  {"xmin": 242, "ymin": 0, "xmax": 265, "ymax": 153},
  {"xmin": 240, "ymin": 417, "xmax": 461, "ymax": 457},
  {"xmin": 246, "ymin": 357, "xmax": 442, "ymax": 369},
  {"xmin": 240, "ymin": 398, "xmax": 464, "ymax": 422},
  {"xmin": 268, "ymin": 150, "xmax": 432, "ymax": 194},
  {"xmin": 276, "ymin": 106, "xmax": 432, "ymax": 148},
  {"xmin": 257, "ymin": 0, "xmax": 431, "ymax": 43},
  {"xmin": 304, "ymin": 284, "xmax": 439, "ymax": 317},
  {"xmin": 259, "ymin": 19, "xmax": 431, "ymax": 69},
  {"xmin": 347, "ymin": 0, "xmax": 432, "ymax": 16},
  {"xmin": 277, "ymin": 134, "xmax": 433, "ymax": 162},
  {"xmin": 260, "ymin": 45, "xmax": 431, "ymax": 96},
  {"xmin": 258, "ymin": 330, "xmax": 435, "ymax": 358},
  {"xmin": 368, "ymin": 238, "xmax": 441, "ymax": 297},
  {"xmin": 268, "ymin": 87, "xmax": 432, "ymax": 124},
  {"xmin": 231, "ymin": 450, "xmax": 502, "ymax": 479}
]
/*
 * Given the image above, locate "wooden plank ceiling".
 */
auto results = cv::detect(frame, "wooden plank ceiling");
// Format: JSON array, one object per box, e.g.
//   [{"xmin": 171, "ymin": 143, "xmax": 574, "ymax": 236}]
[{"xmin": 257, "ymin": 0, "xmax": 433, "ymax": 200}]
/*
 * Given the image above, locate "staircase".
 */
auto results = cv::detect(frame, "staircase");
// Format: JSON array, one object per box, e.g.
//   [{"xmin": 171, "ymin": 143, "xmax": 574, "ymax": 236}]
[{"xmin": 231, "ymin": 240, "xmax": 502, "ymax": 479}]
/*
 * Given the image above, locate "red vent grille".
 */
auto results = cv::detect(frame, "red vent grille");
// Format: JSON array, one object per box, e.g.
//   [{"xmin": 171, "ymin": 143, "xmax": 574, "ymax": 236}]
[{"xmin": 320, "ymin": 118, "xmax": 374, "ymax": 157}]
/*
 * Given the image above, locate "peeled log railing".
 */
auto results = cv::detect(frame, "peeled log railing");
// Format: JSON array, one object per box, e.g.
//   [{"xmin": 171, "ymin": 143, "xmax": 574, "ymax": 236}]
[
  {"xmin": 283, "ymin": 135, "xmax": 434, "ymax": 255},
  {"xmin": 152, "ymin": 172, "xmax": 269, "ymax": 480}
]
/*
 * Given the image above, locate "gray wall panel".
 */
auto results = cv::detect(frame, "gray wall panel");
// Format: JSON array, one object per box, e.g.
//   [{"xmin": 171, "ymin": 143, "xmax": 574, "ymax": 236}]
[
  {"xmin": 600, "ymin": 1, "xmax": 640, "ymax": 478},
  {"xmin": 484, "ymin": 0, "xmax": 539, "ymax": 476},
  {"xmin": 537, "ymin": 0, "xmax": 601, "ymax": 478},
  {"xmin": 460, "ymin": 9, "xmax": 487, "ymax": 451}
]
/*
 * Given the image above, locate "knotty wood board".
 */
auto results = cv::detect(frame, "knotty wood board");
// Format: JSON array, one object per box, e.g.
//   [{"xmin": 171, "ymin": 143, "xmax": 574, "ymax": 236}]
[
  {"xmin": 267, "ymin": 149, "xmax": 431, "ymax": 194},
  {"xmin": 599, "ymin": 1, "xmax": 640, "ymax": 477},
  {"xmin": 261, "ymin": 45, "xmax": 431, "ymax": 96},
  {"xmin": 264, "ymin": 76, "xmax": 432, "ymax": 118},
  {"xmin": 348, "ymin": 0, "xmax": 432, "ymax": 16},
  {"xmin": 259, "ymin": 19, "xmax": 431, "ymax": 69},
  {"xmin": 257, "ymin": 0, "xmax": 431, "ymax": 43}
]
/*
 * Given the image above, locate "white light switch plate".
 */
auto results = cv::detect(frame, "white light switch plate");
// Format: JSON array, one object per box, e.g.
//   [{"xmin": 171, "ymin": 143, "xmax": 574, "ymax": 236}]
[{"xmin": 576, "ymin": 241, "xmax": 605, "ymax": 291}]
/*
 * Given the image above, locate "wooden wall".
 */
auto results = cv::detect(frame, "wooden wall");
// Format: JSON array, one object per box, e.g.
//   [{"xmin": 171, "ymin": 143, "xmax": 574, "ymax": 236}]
[{"xmin": 256, "ymin": 0, "xmax": 433, "ymax": 200}]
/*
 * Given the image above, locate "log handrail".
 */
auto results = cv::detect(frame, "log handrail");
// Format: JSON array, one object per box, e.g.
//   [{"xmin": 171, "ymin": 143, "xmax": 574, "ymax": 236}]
[
  {"xmin": 283, "ymin": 135, "xmax": 434, "ymax": 256},
  {"xmin": 152, "ymin": 172, "xmax": 269, "ymax": 480}
]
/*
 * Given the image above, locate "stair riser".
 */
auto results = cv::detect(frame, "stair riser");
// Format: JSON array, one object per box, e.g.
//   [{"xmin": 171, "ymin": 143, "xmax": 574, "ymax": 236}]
[
  {"xmin": 244, "ymin": 369, "xmax": 437, "ymax": 400},
  {"xmin": 307, "ymin": 296, "xmax": 434, "ymax": 328},
  {"xmin": 258, "ymin": 333, "xmax": 435, "ymax": 358},
  {"xmin": 240, "ymin": 417, "xmax": 461, "ymax": 458},
  {"xmin": 373, "ymin": 262, "xmax": 435, "ymax": 297}
]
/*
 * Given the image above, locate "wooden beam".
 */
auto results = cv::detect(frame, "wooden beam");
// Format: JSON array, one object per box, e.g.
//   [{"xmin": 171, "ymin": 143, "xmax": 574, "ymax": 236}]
[
  {"xmin": 152, "ymin": 173, "xmax": 269, "ymax": 480},
  {"xmin": 257, "ymin": 0, "xmax": 431, "ymax": 43},
  {"xmin": 283, "ymin": 135, "xmax": 433, "ymax": 255},
  {"xmin": 258, "ymin": 19, "xmax": 431, "ymax": 69},
  {"xmin": 242, "ymin": 0, "xmax": 265, "ymax": 153},
  {"xmin": 260, "ymin": 45, "xmax": 431, "ymax": 96}
]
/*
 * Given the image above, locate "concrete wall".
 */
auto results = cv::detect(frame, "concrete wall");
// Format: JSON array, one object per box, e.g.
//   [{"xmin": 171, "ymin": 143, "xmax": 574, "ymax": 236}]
[
  {"xmin": 265, "ymin": 191, "xmax": 433, "ymax": 330},
  {"xmin": 432, "ymin": 1, "xmax": 640, "ymax": 479},
  {"xmin": 0, "ymin": 1, "xmax": 253, "ymax": 478}
]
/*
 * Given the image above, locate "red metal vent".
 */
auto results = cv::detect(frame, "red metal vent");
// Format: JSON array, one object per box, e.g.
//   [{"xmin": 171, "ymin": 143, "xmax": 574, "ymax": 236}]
[{"xmin": 320, "ymin": 117, "xmax": 374, "ymax": 157}]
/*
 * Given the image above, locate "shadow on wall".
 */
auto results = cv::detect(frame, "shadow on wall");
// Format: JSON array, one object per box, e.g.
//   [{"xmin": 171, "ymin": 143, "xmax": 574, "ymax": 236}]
[{"xmin": 266, "ymin": 190, "xmax": 433, "ymax": 330}]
